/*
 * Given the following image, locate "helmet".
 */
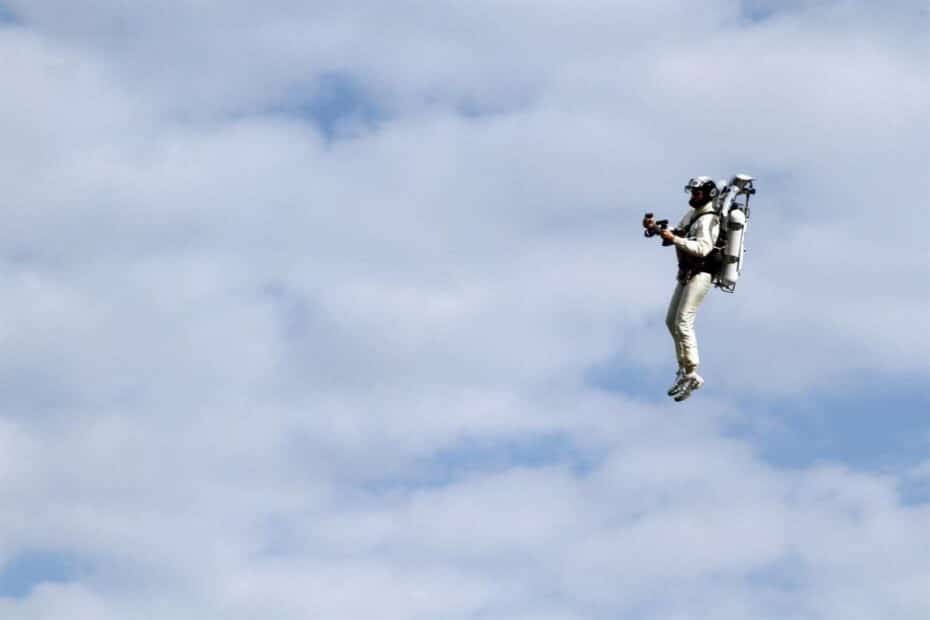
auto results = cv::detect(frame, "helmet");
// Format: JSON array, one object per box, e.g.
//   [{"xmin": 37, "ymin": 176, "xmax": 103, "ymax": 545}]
[{"xmin": 684, "ymin": 176, "xmax": 718, "ymax": 198}]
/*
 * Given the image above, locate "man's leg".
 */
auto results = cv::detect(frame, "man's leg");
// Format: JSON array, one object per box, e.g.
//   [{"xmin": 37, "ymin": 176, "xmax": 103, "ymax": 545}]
[
  {"xmin": 665, "ymin": 281, "xmax": 688, "ymax": 394},
  {"xmin": 674, "ymin": 272, "xmax": 713, "ymax": 373},
  {"xmin": 665, "ymin": 281, "xmax": 686, "ymax": 366}
]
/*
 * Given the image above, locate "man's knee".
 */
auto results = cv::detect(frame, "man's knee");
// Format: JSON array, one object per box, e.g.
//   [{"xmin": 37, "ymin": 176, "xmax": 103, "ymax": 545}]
[{"xmin": 675, "ymin": 311, "xmax": 693, "ymax": 331}]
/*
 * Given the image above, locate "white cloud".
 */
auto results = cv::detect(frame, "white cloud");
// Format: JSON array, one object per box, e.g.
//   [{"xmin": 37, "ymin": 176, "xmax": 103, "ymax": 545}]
[{"xmin": 0, "ymin": 1, "xmax": 928, "ymax": 618}]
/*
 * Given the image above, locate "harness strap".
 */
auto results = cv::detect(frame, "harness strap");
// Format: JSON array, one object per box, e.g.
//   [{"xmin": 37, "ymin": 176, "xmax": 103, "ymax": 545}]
[{"xmin": 676, "ymin": 211, "xmax": 722, "ymax": 282}]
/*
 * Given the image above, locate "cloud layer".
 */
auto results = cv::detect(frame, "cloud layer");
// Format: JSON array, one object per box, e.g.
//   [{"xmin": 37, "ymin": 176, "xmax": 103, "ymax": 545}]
[{"xmin": 0, "ymin": 1, "xmax": 928, "ymax": 618}]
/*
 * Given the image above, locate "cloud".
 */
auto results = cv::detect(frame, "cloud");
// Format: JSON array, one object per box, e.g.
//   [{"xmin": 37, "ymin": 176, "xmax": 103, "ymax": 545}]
[{"xmin": 0, "ymin": 1, "xmax": 928, "ymax": 618}]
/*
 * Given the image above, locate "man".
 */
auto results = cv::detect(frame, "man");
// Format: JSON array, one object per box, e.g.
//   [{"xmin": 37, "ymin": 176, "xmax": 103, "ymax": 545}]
[{"xmin": 643, "ymin": 177, "xmax": 721, "ymax": 402}]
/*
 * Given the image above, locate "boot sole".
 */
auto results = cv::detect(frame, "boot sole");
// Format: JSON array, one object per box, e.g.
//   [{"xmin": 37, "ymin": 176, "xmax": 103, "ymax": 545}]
[{"xmin": 673, "ymin": 380, "xmax": 704, "ymax": 402}]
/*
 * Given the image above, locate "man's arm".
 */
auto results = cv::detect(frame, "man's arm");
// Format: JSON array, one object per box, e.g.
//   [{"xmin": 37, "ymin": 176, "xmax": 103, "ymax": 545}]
[{"xmin": 663, "ymin": 215, "xmax": 716, "ymax": 257}]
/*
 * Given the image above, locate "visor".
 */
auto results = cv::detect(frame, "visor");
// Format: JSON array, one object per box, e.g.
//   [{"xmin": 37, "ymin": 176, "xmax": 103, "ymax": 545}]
[{"xmin": 684, "ymin": 177, "xmax": 712, "ymax": 193}]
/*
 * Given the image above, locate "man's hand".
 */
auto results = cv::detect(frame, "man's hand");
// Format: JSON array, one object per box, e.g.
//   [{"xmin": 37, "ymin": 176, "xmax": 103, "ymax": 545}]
[{"xmin": 659, "ymin": 228, "xmax": 676, "ymax": 243}]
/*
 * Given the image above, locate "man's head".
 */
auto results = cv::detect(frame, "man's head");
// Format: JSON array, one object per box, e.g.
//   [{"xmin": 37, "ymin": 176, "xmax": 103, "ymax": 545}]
[{"xmin": 684, "ymin": 176, "xmax": 718, "ymax": 208}]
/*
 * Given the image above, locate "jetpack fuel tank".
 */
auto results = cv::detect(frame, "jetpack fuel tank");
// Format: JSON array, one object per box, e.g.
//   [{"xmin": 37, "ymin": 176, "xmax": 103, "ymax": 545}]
[{"xmin": 714, "ymin": 174, "xmax": 755, "ymax": 293}]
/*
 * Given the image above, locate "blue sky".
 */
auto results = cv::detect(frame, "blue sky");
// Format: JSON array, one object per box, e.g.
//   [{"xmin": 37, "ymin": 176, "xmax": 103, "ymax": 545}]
[
  {"xmin": 0, "ymin": 1, "xmax": 928, "ymax": 619},
  {"xmin": 0, "ymin": 552, "xmax": 84, "ymax": 599}
]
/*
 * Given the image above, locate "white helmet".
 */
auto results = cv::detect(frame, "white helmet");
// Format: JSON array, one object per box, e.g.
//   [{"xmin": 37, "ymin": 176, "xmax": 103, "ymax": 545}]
[{"xmin": 684, "ymin": 176, "xmax": 719, "ymax": 198}]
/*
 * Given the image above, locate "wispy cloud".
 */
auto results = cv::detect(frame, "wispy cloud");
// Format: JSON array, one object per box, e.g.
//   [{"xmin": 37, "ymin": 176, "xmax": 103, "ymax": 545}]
[{"xmin": 0, "ymin": 1, "xmax": 927, "ymax": 618}]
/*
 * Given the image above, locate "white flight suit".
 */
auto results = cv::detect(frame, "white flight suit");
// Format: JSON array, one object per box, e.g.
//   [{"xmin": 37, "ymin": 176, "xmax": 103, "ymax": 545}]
[{"xmin": 665, "ymin": 201, "xmax": 719, "ymax": 372}]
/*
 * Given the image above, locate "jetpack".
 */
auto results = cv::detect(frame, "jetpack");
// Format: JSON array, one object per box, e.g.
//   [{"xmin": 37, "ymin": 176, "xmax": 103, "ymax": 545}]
[{"xmin": 712, "ymin": 174, "xmax": 756, "ymax": 293}]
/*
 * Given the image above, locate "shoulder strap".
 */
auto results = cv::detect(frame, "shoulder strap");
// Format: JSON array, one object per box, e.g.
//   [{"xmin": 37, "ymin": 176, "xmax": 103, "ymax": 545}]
[{"xmin": 685, "ymin": 210, "xmax": 718, "ymax": 234}]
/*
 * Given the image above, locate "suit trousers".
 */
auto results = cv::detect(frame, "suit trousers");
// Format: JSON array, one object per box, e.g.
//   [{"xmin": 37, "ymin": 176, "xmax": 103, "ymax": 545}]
[{"xmin": 665, "ymin": 272, "xmax": 713, "ymax": 372}]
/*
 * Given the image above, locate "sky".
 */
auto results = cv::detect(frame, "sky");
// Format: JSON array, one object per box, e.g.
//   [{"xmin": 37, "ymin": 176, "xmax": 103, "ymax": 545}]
[{"xmin": 0, "ymin": 1, "xmax": 928, "ymax": 619}]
